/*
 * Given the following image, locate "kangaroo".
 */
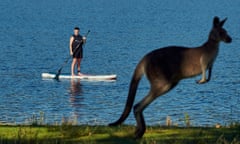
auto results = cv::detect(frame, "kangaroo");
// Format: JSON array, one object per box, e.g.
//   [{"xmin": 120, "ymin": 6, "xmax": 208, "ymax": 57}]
[{"xmin": 109, "ymin": 16, "xmax": 232, "ymax": 139}]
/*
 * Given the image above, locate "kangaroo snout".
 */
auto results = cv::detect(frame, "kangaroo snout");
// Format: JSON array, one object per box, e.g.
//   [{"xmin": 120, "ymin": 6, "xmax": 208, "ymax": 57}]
[{"xmin": 225, "ymin": 36, "xmax": 232, "ymax": 43}]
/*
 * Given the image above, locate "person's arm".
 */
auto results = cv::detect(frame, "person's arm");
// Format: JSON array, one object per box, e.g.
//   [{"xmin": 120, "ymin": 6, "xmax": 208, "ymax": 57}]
[
  {"xmin": 69, "ymin": 36, "xmax": 74, "ymax": 55},
  {"xmin": 82, "ymin": 36, "xmax": 86, "ymax": 44}
]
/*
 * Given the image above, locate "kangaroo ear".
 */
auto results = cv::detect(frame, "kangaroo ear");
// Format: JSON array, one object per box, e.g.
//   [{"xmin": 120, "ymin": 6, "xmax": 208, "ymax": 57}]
[
  {"xmin": 213, "ymin": 16, "xmax": 220, "ymax": 27},
  {"xmin": 219, "ymin": 17, "xmax": 227, "ymax": 27}
]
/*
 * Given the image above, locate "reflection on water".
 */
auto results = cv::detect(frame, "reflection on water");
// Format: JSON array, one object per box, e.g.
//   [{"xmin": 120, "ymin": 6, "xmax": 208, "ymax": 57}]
[
  {"xmin": 69, "ymin": 79, "xmax": 84, "ymax": 119},
  {"xmin": 69, "ymin": 79, "xmax": 83, "ymax": 97}
]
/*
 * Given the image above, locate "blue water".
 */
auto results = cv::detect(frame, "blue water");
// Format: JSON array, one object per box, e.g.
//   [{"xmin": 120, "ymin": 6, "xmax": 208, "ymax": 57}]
[{"xmin": 0, "ymin": 0, "xmax": 239, "ymax": 126}]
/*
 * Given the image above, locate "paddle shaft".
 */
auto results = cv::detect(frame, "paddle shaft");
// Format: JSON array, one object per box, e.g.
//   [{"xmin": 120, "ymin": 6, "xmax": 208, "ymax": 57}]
[{"xmin": 54, "ymin": 30, "xmax": 90, "ymax": 80}]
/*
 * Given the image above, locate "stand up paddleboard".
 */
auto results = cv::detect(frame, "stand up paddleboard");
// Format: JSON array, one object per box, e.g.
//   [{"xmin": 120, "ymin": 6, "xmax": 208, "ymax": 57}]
[{"xmin": 41, "ymin": 73, "xmax": 117, "ymax": 82}]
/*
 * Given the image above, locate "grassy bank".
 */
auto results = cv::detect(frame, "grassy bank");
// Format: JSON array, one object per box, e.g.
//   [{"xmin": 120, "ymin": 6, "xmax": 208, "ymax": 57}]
[{"xmin": 0, "ymin": 125, "xmax": 239, "ymax": 144}]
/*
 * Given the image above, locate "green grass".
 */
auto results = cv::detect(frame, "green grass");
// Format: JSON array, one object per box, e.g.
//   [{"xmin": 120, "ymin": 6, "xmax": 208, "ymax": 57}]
[{"xmin": 0, "ymin": 125, "xmax": 239, "ymax": 144}]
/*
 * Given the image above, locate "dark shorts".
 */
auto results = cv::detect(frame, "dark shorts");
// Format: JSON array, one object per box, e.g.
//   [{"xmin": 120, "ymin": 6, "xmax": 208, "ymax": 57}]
[{"xmin": 73, "ymin": 47, "xmax": 83, "ymax": 58}]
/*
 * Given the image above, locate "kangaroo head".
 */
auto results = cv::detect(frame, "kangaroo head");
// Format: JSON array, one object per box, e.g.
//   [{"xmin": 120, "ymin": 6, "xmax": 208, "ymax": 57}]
[{"xmin": 209, "ymin": 16, "xmax": 232, "ymax": 43}]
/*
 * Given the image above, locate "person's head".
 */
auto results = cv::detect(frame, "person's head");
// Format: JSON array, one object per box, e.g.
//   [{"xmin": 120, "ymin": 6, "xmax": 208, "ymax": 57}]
[{"xmin": 74, "ymin": 27, "xmax": 80, "ymax": 36}]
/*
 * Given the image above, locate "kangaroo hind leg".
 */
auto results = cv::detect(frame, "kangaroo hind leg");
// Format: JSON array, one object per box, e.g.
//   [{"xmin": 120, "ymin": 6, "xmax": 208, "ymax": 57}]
[{"xmin": 133, "ymin": 82, "xmax": 176, "ymax": 139}]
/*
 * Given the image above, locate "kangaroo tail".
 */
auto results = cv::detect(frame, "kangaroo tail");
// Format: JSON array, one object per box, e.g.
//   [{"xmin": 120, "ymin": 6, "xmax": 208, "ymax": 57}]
[{"xmin": 109, "ymin": 59, "xmax": 145, "ymax": 126}]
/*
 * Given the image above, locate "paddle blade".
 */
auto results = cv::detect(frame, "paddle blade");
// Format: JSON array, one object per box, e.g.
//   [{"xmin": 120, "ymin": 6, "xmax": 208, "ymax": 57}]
[{"xmin": 54, "ymin": 68, "xmax": 62, "ymax": 80}]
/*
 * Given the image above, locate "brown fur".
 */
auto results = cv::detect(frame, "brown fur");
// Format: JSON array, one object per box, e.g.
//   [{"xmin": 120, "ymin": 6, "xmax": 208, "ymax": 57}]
[{"xmin": 109, "ymin": 16, "xmax": 232, "ymax": 139}]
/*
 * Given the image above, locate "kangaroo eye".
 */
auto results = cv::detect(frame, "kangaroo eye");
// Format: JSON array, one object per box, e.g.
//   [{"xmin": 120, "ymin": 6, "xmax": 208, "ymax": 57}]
[{"xmin": 220, "ymin": 30, "xmax": 226, "ymax": 36}]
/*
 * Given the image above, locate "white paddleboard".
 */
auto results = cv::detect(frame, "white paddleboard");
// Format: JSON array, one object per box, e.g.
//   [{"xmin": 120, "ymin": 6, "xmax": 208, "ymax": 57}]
[{"xmin": 41, "ymin": 73, "xmax": 117, "ymax": 81}]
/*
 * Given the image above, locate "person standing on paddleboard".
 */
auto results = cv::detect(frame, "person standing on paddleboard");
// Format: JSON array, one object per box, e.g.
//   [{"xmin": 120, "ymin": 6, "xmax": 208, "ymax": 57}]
[{"xmin": 69, "ymin": 27, "xmax": 86, "ymax": 76}]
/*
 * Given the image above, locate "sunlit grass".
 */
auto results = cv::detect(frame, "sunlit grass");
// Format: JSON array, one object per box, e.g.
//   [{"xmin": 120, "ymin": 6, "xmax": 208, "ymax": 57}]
[
  {"xmin": 1, "ymin": 112, "xmax": 239, "ymax": 143},
  {"xmin": 0, "ymin": 124, "xmax": 239, "ymax": 144}
]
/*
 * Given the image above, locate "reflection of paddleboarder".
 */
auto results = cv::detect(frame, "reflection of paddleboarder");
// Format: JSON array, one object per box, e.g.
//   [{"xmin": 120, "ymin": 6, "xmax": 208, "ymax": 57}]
[
  {"xmin": 69, "ymin": 79, "xmax": 83, "ymax": 119},
  {"xmin": 69, "ymin": 27, "xmax": 86, "ymax": 76},
  {"xmin": 69, "ymin": 79, "xmax": 83, "ymax": 97}
]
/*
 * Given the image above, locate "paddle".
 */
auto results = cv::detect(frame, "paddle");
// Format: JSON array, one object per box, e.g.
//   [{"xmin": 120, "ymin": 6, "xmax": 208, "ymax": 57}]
[{"xmin": 54, "ymin": 30, "xmax": 90, "ymax": 80}]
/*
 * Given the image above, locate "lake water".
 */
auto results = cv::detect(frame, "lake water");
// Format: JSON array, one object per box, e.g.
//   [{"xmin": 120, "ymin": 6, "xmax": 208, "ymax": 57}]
[{"xmin": 0, "ymin": 0, "xmax": 239, "ymax": 126}]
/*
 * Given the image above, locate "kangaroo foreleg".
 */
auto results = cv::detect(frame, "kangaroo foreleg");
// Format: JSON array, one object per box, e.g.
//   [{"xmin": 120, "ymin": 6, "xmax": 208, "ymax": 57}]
[
  {"xmin": 197, "ymin": 56, "xmax": 210, "ymax": 84},
  {"xmin": 206, "ymin": 66, "xmax": 212, "ymax": 82},
  {"xmin": 197, "ymin": 71, "xmax": 207, "ymax": 84},
  {"xmin": 197, "ymin": 66, "xmax": 212, "ymax": 84}
]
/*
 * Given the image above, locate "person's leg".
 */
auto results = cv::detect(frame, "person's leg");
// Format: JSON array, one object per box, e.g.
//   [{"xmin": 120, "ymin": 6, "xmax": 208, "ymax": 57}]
[
  {"xmin": 71, "ymin": 58, "xmax": 77, "ymax": 76},
  {"xmin": 77, "ymin": 58, "xmax": 82, "ymax": 75}
]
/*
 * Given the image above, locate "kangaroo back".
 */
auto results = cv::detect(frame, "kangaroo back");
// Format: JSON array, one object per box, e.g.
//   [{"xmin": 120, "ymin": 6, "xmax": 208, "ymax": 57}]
[{"xmin": 109, "ymin": 58, "xmax": 145, "ymax": 126}]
